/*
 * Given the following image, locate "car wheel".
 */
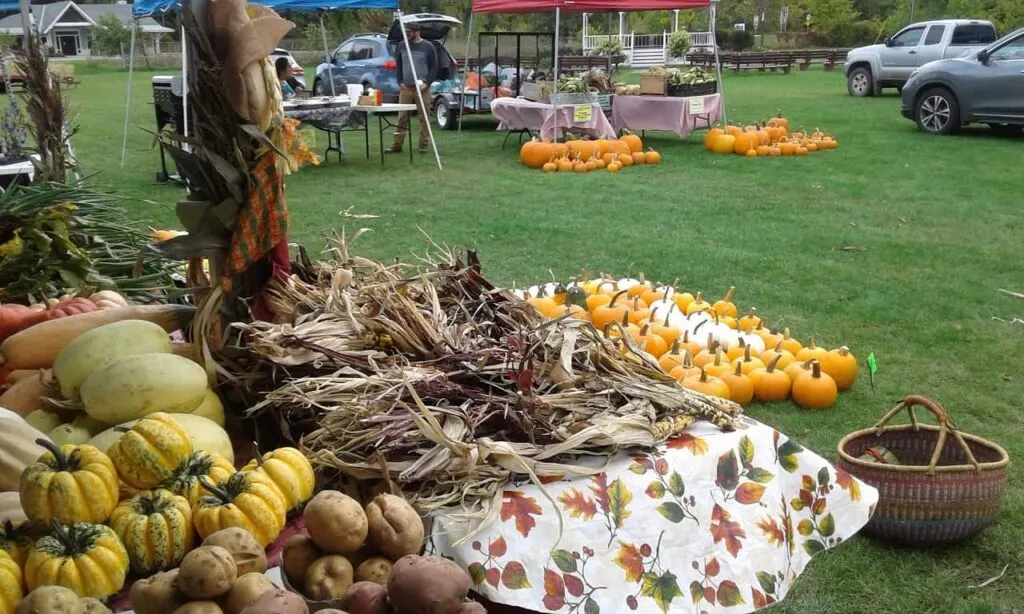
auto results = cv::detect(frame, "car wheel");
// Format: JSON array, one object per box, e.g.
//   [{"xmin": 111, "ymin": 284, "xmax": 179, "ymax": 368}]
[
  {"xmin": 313, "ymin": 79, "xmax": 325, "ymax": 96},
  {"xmin": 435, "ymin": 98, "xmax": 457, "ymax": 130},
  {"xmin": 915, "ymin": 88, "xmax": 959, "ymax": 135},
  {"xmin": 847, "ymin": 67, "xmax": 873, "ymax": 97}
]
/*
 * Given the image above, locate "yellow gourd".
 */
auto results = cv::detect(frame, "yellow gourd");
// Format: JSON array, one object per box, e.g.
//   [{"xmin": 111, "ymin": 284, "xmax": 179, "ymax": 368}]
[
  {"xmin": 0, "ymin": 549, "xmax": 21, "ymax": 614},
  {"xmin": 193, "ymin": 472, "xmax": 287, "ymax": 548},
  {"xmin": 108, "ymin": 412, "xmax": 194, "ymax": 490},
  {"xmin": 20, "ymin": 440, "xmax": 119, "ymax": 525},
  {"xmin": 25, "ymin": 520, "xmax": 129, "ymax": 599},
  {"xmin": 241, "ymin": 445, "xmax": 316, "ymax": 512},
  {"xmin": 110, "ymin": 489, "xmax": 194, "ymax": 575}
]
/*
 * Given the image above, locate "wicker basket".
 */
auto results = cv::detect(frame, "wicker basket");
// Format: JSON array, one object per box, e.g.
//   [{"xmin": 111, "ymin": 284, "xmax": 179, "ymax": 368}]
[{"xmin": 836, "ymin": 395, "xmax": 1009, "ymax": 546}]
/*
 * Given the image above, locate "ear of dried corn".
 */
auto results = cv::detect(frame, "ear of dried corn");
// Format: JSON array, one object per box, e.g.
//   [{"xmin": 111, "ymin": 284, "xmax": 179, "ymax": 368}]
[{"xmin": 216, "ymin": 232, "xmax": 741, "ymax": 514}]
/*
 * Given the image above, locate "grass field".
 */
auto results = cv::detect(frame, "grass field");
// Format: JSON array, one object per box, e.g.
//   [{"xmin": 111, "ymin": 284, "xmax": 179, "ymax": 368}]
[{"xmin": 18, "ymin": 64, "xmax": 1024, "ymax": 612}]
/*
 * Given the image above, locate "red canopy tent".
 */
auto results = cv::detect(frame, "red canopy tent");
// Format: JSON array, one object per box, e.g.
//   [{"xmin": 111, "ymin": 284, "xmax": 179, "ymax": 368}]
[{"xmin": 464, "ymin": 0, "xmax": 725, "ymax": 138}]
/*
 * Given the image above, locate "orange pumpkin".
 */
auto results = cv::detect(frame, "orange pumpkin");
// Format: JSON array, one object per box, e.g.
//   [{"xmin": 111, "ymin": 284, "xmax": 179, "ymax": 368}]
[
  {"xmin": 619, "ymin": 153, "xmax": 635, "ymax": 167},
  {"xmin": 767, "ymin": 115, "xmax": 789, "ymax": 129},
  {"xmin": 658, "ymin": 341, "xmax": 688, "ymax": 373},
  {"xmin": 556, "ymin": 157, "xmax": 573, "ymax": 172},
  {"xmin": 795, "ymin": 337, "xmax": 827, "ymax": 363},
  {"xmin": 591, "ymin": 291, "xmax": 631, "ymax": 330},
  {"xmin": 725, "ymin": 125, "xmax": 743, "ymax": 137},
  {"xmin": 585, "ymin": 160, "xmax": 598, "ymax": 171},
  {"xmin": 733, "ymin": 132, "xmax": 756, "ymax": 156},
  {"xmin": 754, "ymin": 129, "xmax": 770, "ymax": 145},
  {"xmin": 631, "ymin": 151, "xmax": 646, "ymax": 165},
  {"xmin": 704, "ymin": 349, "xmax": 733, "ymax": 379},
  {"xmin": 732, "ymin": 345, "xmax": 765, "ymax": 375},
  {"xmin": 704, "ymin": 128, "xmax": 725, "ymax": 151},
  {"xmin": 593, "ymin": 157, "xmax": 607, "ymax": 169},
  {"xmin": 761, "ymin": 341, "xmax": 796, "ymax": 371},
  {"xmin": 720, "ymin": 362, "xmax": 754, "ymax": 406},
  {"xmin": 712, "ymin": 134, "xmax": 737, "ymax": 154},
  {"xmin": 712, "ymin": 287, "xmax": 737, "ymax": 318},
  {"xmin": 820, "ymin": 346, "xmax": 857, "ymax": 391},
  {"xmin": 542, "ymin": 162, "xmax": 557, "ymax": 172},
  {"xmin": 778, "ymin": 327, "xmax": 803, "ymax": 355},
  {"xmin": 806, "ymin": 142, "xmax": 818, "ymax": 152},
  {"xmin": 680, "ymin": 369, "xmax": 730, "ymax": 398},
  {"xmin": 692, "ymin": 344, "xmax": 718, "ymax": 369},
  {"xmin": 645, "ymin": 150, "xmax": 661, "ymax": 165},
  {"xmin": 737, "ymin": 308, "xmax": 763, "ymax": 333},
  {"xmin": 620, "ymin": 134, "xmax": 643, "ymax": 153},
  {"xmin": 792, "ymin": 360, "xmax": 837, "ymax": 409},
  {"xmin": 594, "ymin": 139, "xmax": 612, "ymax": 155},
  {"xmin": 756, "ymin": 145, "xmax": 771, "ymax": 156},
  {"xmin": 573, "ymin": 161, "xmax": 587, "ymax": 173},
  {"xmin": 784, "ymin": 358, "xmax": 813, "ymax": 383},
  {"xmin": 609, "ymin": 140, "xmax": 632, "ymax": 156},
  {"xmin": 607, "ymin": 162, "xmax": 621, "ymax": 172},
  {"xmin": 552, "ymin": 142, "xmax": 569, "ymax": 158},
  {"xmin": 519, "ymin": 139, "xmax": 553, "ymax": 169},
  {"xmin": 630, "ymin": 325, "xmax": 668, "ymax": 358},
  {"xmin": 769, "ymin": 147, "xmax": 782, "ymax": 157},
  {"xmin": 669, "ymin": 351, "xmax": 701, "ymax": 381},
  {"xmin": 745, "ymin": 150, "xmax": 757, "ymax": 158},
  {"xmin": 751, "ymin": 356, "xmax": 792, "ymax": 402},
  {"xmin": 601, "ymin": 152, "xmax": 617, "ymax": 166},
  {"xmin": 795, "ymin": 147, "xmax": 808, "ymax": 156},
  {"xmin": 779, "ymin": 142, "xmax": 798, "ymax": 156}
]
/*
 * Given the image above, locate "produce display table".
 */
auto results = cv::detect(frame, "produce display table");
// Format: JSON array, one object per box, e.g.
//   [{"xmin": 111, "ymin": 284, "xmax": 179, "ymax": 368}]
[
  {"xmin": 491, "ymin": 98, "xmax": 616, "ymax": 144},
  {"xmin": 283, "ymin": 96, "xmax": 360, "ymax": 163},
  {"xmin": 431, "ymin": 417, "xmax": 877, "ymax": 614},
  {"xmin": 0, "ymin": 156, "xmax": 36, "ymax": 192},
  {"xmin": 353, "ymin": 103, "xmax": 418, "ymax": 166},
  {"xmin": 611, "ymin": 94, "xmax": 723, "ymax": 139}
]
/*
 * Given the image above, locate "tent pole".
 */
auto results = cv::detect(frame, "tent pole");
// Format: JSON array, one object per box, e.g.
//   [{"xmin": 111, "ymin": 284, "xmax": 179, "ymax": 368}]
[
  {"xmin": 319, "ymin": 10, "xmax": 336, "ymax": 96},
  {"xmin": 552, "ymin": 5, "xmax": 559, "ymax": 142},
  {"xmin": 397, "ymin": 11, "xmax": 442, "ymax": 170},
  {"xmin": 457, "ymin": 10, "xmax": 473, "ymax": 142},
  {"xmin": 120, "ymin": 19, "xmax": 137, "ymax": 168},
  {"xmin": 181, "ymin": 23, "xmax": 189, "ymax": 147},
  {"xmin": 710, "ymin": 0, "xmax": 726, "ymax": 125}
]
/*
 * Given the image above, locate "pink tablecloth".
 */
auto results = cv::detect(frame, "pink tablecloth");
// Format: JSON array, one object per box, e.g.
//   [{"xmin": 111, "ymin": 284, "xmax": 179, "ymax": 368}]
[
  {"xmin": 612, "ymin": 94, "xmax": 723, "ymax": 139},
  {"xmin": 491, "ymin": 98, "xmax": 616, "ymax": 141}
]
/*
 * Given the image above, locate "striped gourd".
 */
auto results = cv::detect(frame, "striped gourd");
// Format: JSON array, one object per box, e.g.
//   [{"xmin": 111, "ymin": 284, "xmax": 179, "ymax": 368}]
[
  {"xmin": 108, "ymin": 413, "xmax": 193, "ymax": 490},
  {"xmin": 109, "ymin": 489, "xmax": 194, "ymax": 575}
]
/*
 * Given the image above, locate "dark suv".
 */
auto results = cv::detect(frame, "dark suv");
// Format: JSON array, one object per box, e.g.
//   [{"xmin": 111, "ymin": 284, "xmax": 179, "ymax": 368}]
[{"xmin": 312, "ymin": 14, "xmax": 460, "ymax": 100}]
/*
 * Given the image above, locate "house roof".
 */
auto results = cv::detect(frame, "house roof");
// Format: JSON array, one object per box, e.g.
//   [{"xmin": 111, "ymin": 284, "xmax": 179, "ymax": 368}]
[{"xmin": 0, "ymin": 1, "xmax": 173, "ymax": 34}]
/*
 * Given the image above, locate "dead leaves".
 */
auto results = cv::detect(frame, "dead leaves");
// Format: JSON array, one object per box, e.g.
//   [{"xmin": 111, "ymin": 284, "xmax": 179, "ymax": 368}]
[
  {"xmin": 558, "ymin": 488, "xmax": 597, "ymax": 520},
  {"xmin": 710, "ymin": 504, "xmax": 747, "ymax": 558},
  {"xmin": 614, "ymin": 542, "xmax": 645, "ymax": 583}
]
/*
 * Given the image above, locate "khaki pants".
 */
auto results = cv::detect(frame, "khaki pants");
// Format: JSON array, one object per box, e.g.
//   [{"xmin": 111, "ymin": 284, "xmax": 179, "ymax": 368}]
[{"xmin": 392, "ymin": 83, "xmax": 431, "ymax": 149}]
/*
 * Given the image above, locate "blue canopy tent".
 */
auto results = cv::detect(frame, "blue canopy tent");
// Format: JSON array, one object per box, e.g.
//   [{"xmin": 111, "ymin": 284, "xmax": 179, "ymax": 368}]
[{"xmin": 121, "ymin": 0, "xmax": 443, "ymax": 169}]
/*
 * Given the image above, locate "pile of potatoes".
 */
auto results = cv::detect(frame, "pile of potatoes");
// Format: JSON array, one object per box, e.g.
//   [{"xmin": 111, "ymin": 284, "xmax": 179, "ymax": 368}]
[
  {"xmin": 283, "ymin": 491, "xmax": 483, "ymax": 614},
  {"xmin": 15, "ymin": 586, "xmax": 113, "ymax": 614},
  {"xmin": 127, "ymin": 527, "xmax": 308, "ymax": 614}
]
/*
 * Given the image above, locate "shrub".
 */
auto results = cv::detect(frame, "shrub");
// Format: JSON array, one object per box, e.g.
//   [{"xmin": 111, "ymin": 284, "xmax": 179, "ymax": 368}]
[
  {"xmin": 91, "ymin": 13, "xmax": 131, "ymax": 56},
  {"xmin": 729, "ymin": 30, "xmax": 755, "ymax": 51},
  {"xmin": 667, "ymin": 30, "xmax": 691, "ymax": 59}
]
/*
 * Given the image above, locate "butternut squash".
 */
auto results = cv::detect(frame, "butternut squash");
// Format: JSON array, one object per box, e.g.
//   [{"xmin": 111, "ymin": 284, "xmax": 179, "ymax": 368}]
[
  {"xmin": 81, "ymin": 353, "xmax": 207, "ymax": 425},
  {"xmin": 0, "ymin": 370, "xmax": 47, "ymax": 416},
  {"xmin": 0, "ymin": 304, "xmax": 196, "ymax": 371},
  {"xmin": 0, "ymin": 408, "xmax": 52, "ymax": 492},
  {"xmin": 53, "ymin": 320, "xmax": 174, "ymax": 400},
  {"xmin": 0, "ymin": 493, "xmax": 26, "ymax": 524}
]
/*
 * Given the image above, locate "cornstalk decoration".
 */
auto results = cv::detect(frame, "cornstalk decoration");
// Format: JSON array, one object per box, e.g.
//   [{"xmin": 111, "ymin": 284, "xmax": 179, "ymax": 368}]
[{"xmin": 14, "ymin": 34, "xmax": 76, "ymax": 183}]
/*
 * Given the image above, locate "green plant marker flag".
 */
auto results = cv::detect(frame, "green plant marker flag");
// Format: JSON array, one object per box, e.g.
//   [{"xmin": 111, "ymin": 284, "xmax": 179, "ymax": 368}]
[{"xmin": 866, "ymin": 352, "xmax": 878, "ymax": 393}]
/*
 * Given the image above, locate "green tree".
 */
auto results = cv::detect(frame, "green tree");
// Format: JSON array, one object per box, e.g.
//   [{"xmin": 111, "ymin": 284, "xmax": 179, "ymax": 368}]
[
  {"xmin": 91, "ymin": 13, "xmax": 131, "ymax": 56},
  {"xmin": 796, "ymin": 0, "xmax": 859, "ymax": 36}
]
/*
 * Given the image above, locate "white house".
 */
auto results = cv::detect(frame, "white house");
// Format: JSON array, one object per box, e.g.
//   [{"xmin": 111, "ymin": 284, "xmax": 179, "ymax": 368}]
[{"xmin": 0, "ymin": 1, "xmax": 172, "ymax": 57}]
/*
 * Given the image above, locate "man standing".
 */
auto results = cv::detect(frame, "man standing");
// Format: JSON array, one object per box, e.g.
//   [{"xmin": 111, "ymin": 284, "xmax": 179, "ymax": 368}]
[{"xmin": 387, "ymin": 23, "xmax": 437, "ymax": 154}]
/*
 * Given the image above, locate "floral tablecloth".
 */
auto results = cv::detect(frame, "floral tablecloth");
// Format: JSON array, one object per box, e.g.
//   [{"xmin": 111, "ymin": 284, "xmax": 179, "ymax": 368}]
[{"xmin": 430, "ymin": 417, "xmax": 877, "ymax": 613}]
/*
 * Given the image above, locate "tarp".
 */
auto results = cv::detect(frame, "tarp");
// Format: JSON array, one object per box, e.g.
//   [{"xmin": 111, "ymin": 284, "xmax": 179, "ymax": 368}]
[
  {"xmin": 0, "ymin": 3, "xmax": 21, "ymax": 12},
  {"xmin": 472, "ymin": 0, "xmax": 710, "ymax": 13},
  {"xmin": 132, "ymin": 0, "xmax": 396, "ymax": 18}
]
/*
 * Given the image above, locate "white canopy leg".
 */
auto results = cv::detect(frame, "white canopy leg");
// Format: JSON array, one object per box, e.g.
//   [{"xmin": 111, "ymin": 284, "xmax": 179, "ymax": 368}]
[
  {"xmin": 120, "ymin": 19, "xmax": 137, "ymax": 168},
  {"xmin": 457, "ymin": 11, "xmax": 473, "ymax": 142},
  {"xmin": 551, "ymin": 6, "xmax": 560, "ymax": 142}
]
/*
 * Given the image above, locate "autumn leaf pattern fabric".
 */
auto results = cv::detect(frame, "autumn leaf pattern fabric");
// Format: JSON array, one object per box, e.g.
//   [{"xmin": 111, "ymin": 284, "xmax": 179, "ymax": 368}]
[{"xmin": 431, "ymin": 417, "xmax": 878, "ymax": 613}]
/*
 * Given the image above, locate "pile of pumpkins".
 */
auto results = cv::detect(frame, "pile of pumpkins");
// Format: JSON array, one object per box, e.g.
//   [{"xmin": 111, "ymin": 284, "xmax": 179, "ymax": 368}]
[
  {"xmin": 518, "ymin": 278, "xmax": 857, "ymax": 410},
  {"xmin": 705, "ymin": 115, "xmax": 839, "ymax": 157},
  {"xmin": 520, "ymin": 135, "xmax": 661, "ymax": 173},
  {"xmin": 0, "ymin": 408, "xmax": 315, "ymax": 611}
]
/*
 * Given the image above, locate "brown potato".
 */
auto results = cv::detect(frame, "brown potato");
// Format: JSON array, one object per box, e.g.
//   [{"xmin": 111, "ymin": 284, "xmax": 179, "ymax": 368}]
[
  {"xmin": 386, "ymin": 555, "xmax": 470, "ymax": 614},
  {"xmin": 202, "ymin": 527, "xmax": 268, "ymax": 576},
  {"xmin": 339, "ymin": 581, "xmax": 389, "ymax": 614},
  {"xmin": 239, "ymin": 588, "xmax": 309, "ymax": 614},
  {"xmin": 178, "ymin": 546, "xmax": 238, "ymax": 600},
  {"xmin": 305, "ymin": 555, "xmax": 355, "ymax": 601},
  {"xmin": 80, "ymin": 598, "xmax": 113, "ymax": 614},
  {"xmin": 354, "ymin": 556, "xmax": 392, "ymax": 585},
  {"xmin": 304, "ymin": 490, "xmax": 367, "ymax": 554},
  {"xmin": 16, "ymin": 586, "xmax": 85, "ymax": 614},
  {"xmin": 220, "ymin": 572, "xmax": 277, "ymax": 614},
  {"xmin": 282, "ymin": 534, "xmax": 323, "ymax": 589},
  {"xmin": 129, "ymin": 568, "xmax": 190, "ymax": 614},
  {"xmin": 453, "ymin": 602, "xmax": 487, "ymax": 614},
  {"xmin": 172, "ymin": 602, "xmax": 224, "ymax": 614},
  {"xmin": 364, "ymin": 494, "xmax": 424, "ymax": 560}
]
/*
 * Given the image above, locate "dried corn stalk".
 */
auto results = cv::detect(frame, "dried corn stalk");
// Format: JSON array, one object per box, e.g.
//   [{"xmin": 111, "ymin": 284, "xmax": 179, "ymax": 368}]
[{"xmin": 219, "ymin": 234, "xmax": 740, "ymax": 514}]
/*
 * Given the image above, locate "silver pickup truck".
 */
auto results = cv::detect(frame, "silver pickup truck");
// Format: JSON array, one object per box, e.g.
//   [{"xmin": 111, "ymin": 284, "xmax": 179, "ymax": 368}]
[{"xmin": 844, "ymin": 19, "xmax": 998, "ymax": 96}]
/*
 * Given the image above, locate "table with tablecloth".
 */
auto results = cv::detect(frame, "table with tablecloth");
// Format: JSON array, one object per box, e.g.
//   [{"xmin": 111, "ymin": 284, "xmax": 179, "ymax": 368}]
[
  {"xmin": 491, "ymin": 98, "xmax": 616, "ymax": 142},
  {"xmin": 283, "ymin": 98, "xmax": 362, "ymax": 162},
  {"xmin": 430, "ymin": 416, "xmax": 878, "ymax": 614},
  {"xmin": 612, "ymin": 94, "xmax": 723, "ymax": 139}
]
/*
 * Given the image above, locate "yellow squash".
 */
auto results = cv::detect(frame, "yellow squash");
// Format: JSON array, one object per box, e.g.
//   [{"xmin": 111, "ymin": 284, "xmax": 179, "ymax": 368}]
[
  {"xmin": 241, "ymin": 445, "xmax": 315, "ymax": 512},
  {"xmin": 109, "ymin": 489, "xmax": 194, "ymax": 575},
  {"xmin": 20, "ymin": 440, "xmax": 119, "ymax": 525},
  {"xmin": 0, "ymin": 549, "xmax": 21, "ymax": 614},
  {"xmin": 193, "ymin": 472, "xmax": 286, "ymax": 547},
  {"xmin": 79, "ymin": 353, "xmax": 207, "ymax": 425},
  {"xmin": 1, "ymin": 518, "xmax": 39, "ymax": 567},
  {"xmin": 108, "ymin": 412, "xmax": 193, "ymax": 490},
  {"xmin": 163, "ymin": 451, "xmax": 236, "ymax": 508},
  {"xmin": 24, "ymin": 520, "xmax": 129, "ymax": 599}
]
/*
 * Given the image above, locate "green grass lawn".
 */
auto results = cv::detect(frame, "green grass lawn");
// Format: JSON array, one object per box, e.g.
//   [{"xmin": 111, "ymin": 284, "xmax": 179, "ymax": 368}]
[{"xmin": 21, "ymin": 65, "xmax": 1024, "ymax": 612}]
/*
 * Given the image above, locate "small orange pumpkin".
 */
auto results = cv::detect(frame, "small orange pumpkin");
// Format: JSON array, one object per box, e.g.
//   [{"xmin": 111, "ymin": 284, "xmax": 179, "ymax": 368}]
[
  {"xmin": 712, "ymin": 134, "xmax": 736, "ymax": 155},
  {"xmin": 795, "ymin": 336, "xmax": 827, "ymax": 363},
  {"xmin": 631, "ymin": 151, "xmax": 646, "ymax": 165},
  {"xmin": 645, "ymin": 150, "xmax": 661, "ymax": 165},
  {"xmin": 733, "ymin": 132, "xmax": 756, "ymax": 156},
  {"xmin": 820, "ymin": 346, "xmax": 857, "ymax": 390},
  {"xmin": 705, "ymin": 128, "xmax": 725, "ymax": 151},
  {"xmin": 751, "ymin": 355, "xmax": 792, "ymax": 402},
  {"xmin": 542, "ymin": 162, "xmax": 557, "ymax": 172},
  {"xmin": 704, "ymin": 349, "xmax": 733, "ymax": 379},
  {"xmin": 712, "ymin": 286, "xmax": 737, "ymax": 318},
  {"xmin": 619, "ymin": 153, "xmax": 635, "ymax": 167},
  {"xmin": 732, "ymin": 345, "xmax": 766, "ymax": 375},
  {"xmin": 737, "ymin": 308, "xmax": 763, "ymax": 332},
  {"xmin": 784, "ymin": 358, "xmax": 813, "ymax": 383},
  {"xmin": 725, "ymin": 125, "xmax": 743, "ymax": 137},
  {"xmin": 792, "ymin": 360, "xmax": 837, "ymax": 409},
  {"xmin": 620, "ymin": 134, "xmax": 643, "ymax": 153},
  {"xmin": 556, "ymin": 157, "xmax": 573, "ymax": 172},
  {"xmin": 720, "ymin": 362, "xmax": 754, "ymax": 406},
  {"xmin": 756, "ymin": 145, "xmax": 771, "ymax": 156},
  {"xmin": 607, "ymin": 162, "xmax": 621, "ymax": 172},
  {"xmin": 669, "ymin": 351, "xmax": 701, "ymax": 381},
  {"xmin": 778, "ymin": 327, "xmax": 803, "ymax": 355},
  {"xmin": 761, "ymin": 341, "xmax": 796, "ymax": 371},
  {"xmin": 681, "ymin": 369, "xmax": 730, "ymax": 399}
]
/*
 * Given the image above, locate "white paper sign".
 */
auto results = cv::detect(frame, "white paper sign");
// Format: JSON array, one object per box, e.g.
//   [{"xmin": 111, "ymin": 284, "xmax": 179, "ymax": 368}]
[{"xmin": 690, "ymin": 96, "xmax": 706, "ymax": 114}]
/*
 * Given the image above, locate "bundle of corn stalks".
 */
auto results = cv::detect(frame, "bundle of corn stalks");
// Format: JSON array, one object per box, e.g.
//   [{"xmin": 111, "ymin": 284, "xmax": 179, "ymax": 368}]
[
  {"xmin": 219, "ymin": 233, "xmax": 741, "ymax": 514},
  {"xmin": 14, "ymin": 33, "xmax": 76, "ymax": 183}
]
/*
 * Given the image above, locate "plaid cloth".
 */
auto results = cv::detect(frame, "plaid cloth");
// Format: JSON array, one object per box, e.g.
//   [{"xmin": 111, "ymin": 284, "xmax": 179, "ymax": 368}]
[{"xmin": 224, "ymin": 152, "xmax": 290, "ymax": 293}]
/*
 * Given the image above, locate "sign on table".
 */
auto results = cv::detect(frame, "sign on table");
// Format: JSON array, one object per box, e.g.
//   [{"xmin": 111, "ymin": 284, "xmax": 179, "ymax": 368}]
[
  {"xmin": 573, "ymin": 104, "xmax": 593, "ymax": 123},
  {"xmin": 690, "ymin": 96, "xmax": 706, "ymax": 115}
]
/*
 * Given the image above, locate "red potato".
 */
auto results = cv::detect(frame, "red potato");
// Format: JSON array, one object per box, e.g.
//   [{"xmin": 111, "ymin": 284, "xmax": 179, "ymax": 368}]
[
  {"xmin": 339, "ymin": 581, "xmax": 389, "ymax": 614},
  {"xmin": 386, "ymin": 555, "xmax": 471, "ymax": 614}
]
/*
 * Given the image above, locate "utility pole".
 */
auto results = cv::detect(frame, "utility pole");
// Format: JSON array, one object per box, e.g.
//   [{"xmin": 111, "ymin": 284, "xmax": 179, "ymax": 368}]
[{"xmin": 20, "ymin": 0, "xmax": 31, "ymax": 52}]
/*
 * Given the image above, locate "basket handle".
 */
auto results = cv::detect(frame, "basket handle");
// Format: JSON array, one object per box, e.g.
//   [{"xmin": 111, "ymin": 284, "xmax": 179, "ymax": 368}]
[{"xmin": 872, "ymin": 395, "xmax": 981, "ymax": 474}]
